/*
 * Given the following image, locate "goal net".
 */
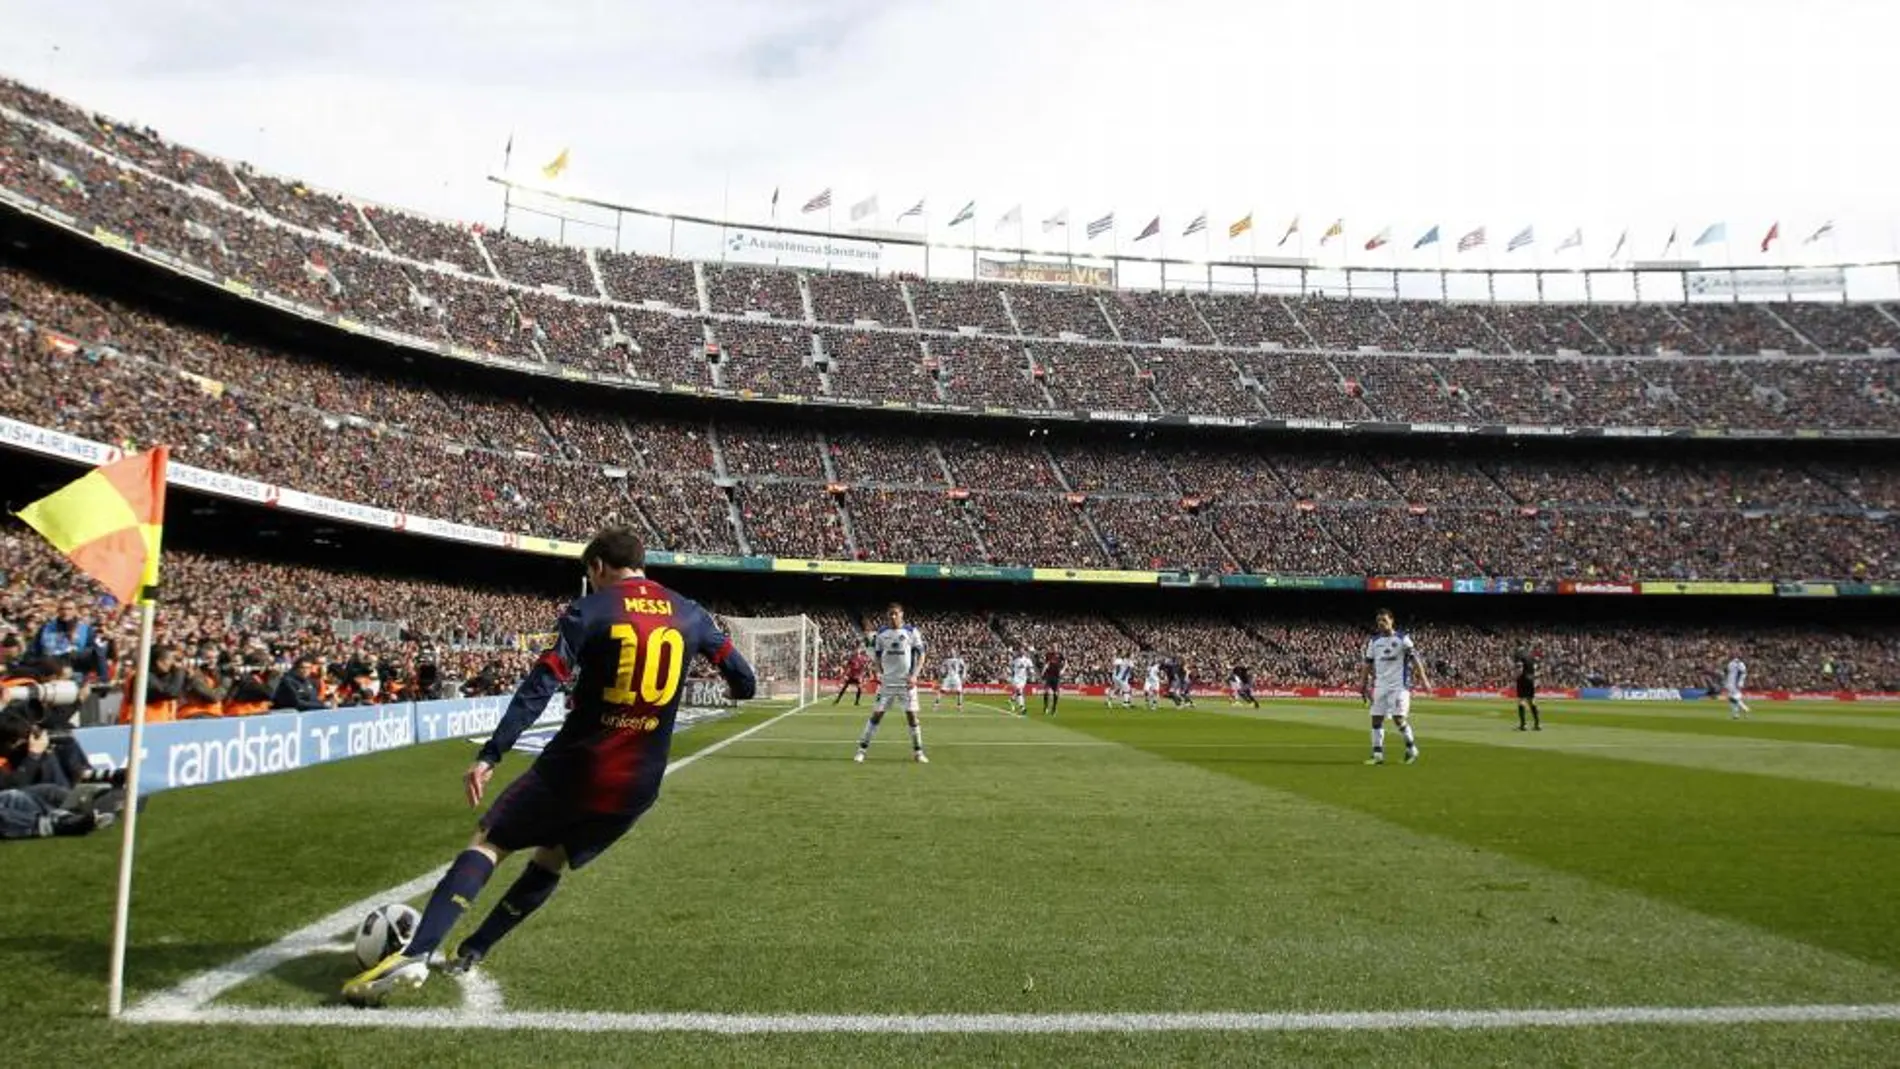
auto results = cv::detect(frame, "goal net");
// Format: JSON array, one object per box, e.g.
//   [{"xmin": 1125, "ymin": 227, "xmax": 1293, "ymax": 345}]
[{"xmin": 715, "ymin": 614, "xmax": 822, "ymax": 705}]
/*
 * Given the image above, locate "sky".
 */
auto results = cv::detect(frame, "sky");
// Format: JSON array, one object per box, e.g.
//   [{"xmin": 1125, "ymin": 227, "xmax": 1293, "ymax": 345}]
[{"xmin": 1, "ymin": 0, "xmax": 1897, "ymax": 285}]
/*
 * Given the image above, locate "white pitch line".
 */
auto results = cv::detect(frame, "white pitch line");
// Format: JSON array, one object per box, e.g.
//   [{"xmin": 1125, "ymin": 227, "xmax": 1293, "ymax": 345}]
[
  {"xmin": 743, "ymin": 738, "xmax": 1120, "ymax": 748},
  {"xmin": 458, "ymin": 967, "xmax": 503, "ymax": 1015},
  {"xmin": 126, "ymin": 700, "xmax": 812, "ymax": 1023},
  {"xmin": 124, "ymin": 1001, "xmax": 1900, "ymax": 1034}
]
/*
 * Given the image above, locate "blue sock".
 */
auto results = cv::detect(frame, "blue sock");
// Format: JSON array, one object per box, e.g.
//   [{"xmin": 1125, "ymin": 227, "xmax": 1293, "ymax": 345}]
[
  {"xmin": 461, "ymin": 862, "xmax": 561, "ymax": 958},
  {"xmin": 407, "ymin": 849, "xmax": 495, "ymax": 957}
]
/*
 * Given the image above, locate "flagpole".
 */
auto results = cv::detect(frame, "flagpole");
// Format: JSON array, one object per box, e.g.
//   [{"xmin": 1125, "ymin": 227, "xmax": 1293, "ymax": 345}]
[
  {"xmin": 106, "ymin": 595, "xmax": 156, "ymax": 1018},
  {"xmin": 500, "ymin": 132, "xmax": 515, "ymax": 233},
  {"xmin": 719, "ymin": 172, "xmax": 731, "ymax": 265}
]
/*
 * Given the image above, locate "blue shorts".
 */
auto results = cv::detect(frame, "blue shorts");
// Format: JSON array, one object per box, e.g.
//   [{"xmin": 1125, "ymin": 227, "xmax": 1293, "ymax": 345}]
[{"xmin": 478, "ymin": 768, "xmax": 652, "ymax": 870}]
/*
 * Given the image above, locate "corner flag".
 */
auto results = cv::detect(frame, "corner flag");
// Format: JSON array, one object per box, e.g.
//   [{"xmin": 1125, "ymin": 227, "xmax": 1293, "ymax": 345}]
[
  {"xmin": 16, "ymin": 447, "xmax": 168, "ymax": 604},
  {"xmin": 19, "ymin": 446, "xmax": 173, "ymax": 1018}
]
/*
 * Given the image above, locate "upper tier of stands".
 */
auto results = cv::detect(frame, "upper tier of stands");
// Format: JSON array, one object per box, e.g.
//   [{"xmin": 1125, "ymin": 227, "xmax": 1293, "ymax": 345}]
[{"xmin": 0, "ymin": 77, "xmax": 1896, "ymax": 435}]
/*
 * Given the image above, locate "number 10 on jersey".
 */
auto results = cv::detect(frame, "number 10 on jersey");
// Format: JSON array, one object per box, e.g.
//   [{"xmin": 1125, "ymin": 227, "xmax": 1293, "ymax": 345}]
[{"xmin": 604, "ymin": 624, "xmax": 685, "ymax": 706}]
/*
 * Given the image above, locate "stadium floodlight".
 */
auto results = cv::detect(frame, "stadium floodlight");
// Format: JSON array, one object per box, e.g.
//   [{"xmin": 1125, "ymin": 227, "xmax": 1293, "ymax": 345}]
[{"xmin": 716, "ymin": 614, "xmax": 822, "ymax": 706}]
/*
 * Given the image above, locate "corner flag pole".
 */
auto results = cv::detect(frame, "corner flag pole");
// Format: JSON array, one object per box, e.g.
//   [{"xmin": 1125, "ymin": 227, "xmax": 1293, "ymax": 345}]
[{"xmin": 106, "ymin": 592, "xmax": 157, "ymax": 1018}]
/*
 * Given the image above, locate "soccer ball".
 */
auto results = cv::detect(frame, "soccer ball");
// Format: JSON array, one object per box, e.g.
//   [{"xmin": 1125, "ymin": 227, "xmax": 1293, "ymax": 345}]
[{"xmin": 353, "ymin": 903, "xmax": 422, "ymax": 969}]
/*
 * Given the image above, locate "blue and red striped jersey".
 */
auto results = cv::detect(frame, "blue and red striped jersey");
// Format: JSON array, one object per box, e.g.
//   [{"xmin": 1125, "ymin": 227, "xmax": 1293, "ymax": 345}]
[{"xmin": 480, "ymin": 577, "xmax": 756, "ymax": 814}]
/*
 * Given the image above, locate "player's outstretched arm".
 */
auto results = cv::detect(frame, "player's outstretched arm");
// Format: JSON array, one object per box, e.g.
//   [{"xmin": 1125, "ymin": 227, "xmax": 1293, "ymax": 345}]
[
  {"xmin": 697, "ymin": 609, "xmax": 757, "ymax": 700},
  {"xmin": 476, "ymin": 603, "xmax": 585, "ymax": 770}
]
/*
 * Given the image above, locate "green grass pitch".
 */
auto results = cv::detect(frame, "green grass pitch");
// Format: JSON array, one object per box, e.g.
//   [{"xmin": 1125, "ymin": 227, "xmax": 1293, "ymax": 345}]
[{"xmin": 7, "ymin": 695, "xmax": 1899, "ymax": 1066}]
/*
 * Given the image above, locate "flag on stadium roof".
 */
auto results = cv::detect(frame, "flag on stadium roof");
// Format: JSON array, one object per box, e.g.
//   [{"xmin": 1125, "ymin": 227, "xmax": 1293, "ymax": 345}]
[
  {"xmin": 1364, "ymin": 226, "xmax": 1391, "ymax": 251},
  {"xmin": 996, "ymin": 205, "xmax": 1022, "ymax": 230},
  {"xmin": 1183, "ymin": 212, "xmax": 1207, "ymax": 237},
  {"xmin": 1135, "ymin": 216, "xmax": 1161, "ymax": 241},
  {"xmin": 1805, "ymin": 220, "xmax": 1834, "ymax": 244},
  {"xmin": 849, "ymin": 195, "xmax": 878, "ymax": 222},
  {"xmin": 1507, "ymin": 226, "xmax": 1534, "ymax": 252},
  {"xmin": 1694, "ymin": 223, "xmax": 1727, "ymax": 247},
  {"xmin": 1277, "ymin": 215, "xmax": 1299, "ymax": 247},
  {"xmin": 1609, "ymin": 228, "xmax": 1628, "ymax": 260},
  {"xmin": 948, "ymin": 200, "xmax": 976, "ymax": 227},
  {"xmin": 897, "ymin": 198, "xmax": 925, "ymax": 220},
  {"xmin": 1557, "ymin": 228, "xmax": 1582, "ymax": 253},
  {"xmin": 1413, "ymin": 225, "xmax": 1439, "ymax": 250},
  {"xmin": 540, "ymin": 148, "xmax": 570, "ymax": 180},
  {"xmin": 1087, "ymin": 213, "xmax": 1114, "ymax": 239},
  {"xmin": 1760, "ymin": 221, "xmax": 1780, "ymax": 252},
  {"xmin": 16, "ymin": 447, "xmax": 169, "ymax": 605},
  {"xmin": 771, "ymin": 187, "xmax": 780, "ymax": 213},
  {"xmin": 1661, "ymin": 227, "xmax": 1678, "ymax": 256},
  {"xmin": 802, "ymin": 188, "xmax": 832, "ymax": 213},
  {"xmin": 1457, "ymin": 226, "xmax": 1486, "ymax": 252},
  {"xmin": 1320, "ymin": 218, "xmax": 1344, "ymax": 245},
  {"xmin": 1043, "ymin": 209, "xmax": 1069, "ymax": 232},
  {"xmin": 1229, "ymin": 213, "xmax": 1254, "ymax": 239}
]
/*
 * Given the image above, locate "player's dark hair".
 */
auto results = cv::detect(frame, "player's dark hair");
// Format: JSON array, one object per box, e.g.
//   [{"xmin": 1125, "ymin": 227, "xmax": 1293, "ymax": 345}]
[
  {"xmin": 583, "ymin": 526, "xmax": 646, "ymax": 573},
  {"xmin": 887, "ymin": 601, "xmax": 903, "ymax": 613}
]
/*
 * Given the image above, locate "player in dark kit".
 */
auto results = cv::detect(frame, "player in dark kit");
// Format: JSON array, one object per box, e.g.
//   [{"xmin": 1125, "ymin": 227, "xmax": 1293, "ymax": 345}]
[
  {"xmin": 1041, "ymin": 648, "xmax": 1065, "ymax": 716},
  {"xmin": 1513, "ymin": 648, "xmax": 1541, "ymax": 731},
  {"xmin": 1230, "ymin": 664, "xmax": 1260, "ymax": 708},
  {"xmin": 343, "ymin": 527, "xmax": 756, "ymax": 1006},
  {"xmin": 834, "ymin": 647, "xmax": 869, "ymax": 705}
]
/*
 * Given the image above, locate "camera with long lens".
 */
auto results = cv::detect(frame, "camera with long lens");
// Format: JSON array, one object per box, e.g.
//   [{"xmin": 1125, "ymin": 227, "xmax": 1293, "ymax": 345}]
[{"xmin": 2, "ymin": 678, "xmax": 87, "ymax": 731}]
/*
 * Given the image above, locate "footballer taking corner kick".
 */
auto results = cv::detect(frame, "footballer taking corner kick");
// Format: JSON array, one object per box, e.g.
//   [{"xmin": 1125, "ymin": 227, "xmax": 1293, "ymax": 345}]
[
  {"xmin": 1362, "ymin": 608, "xmax": 1428, "ymax": 766},
  {"xmin": 342, "ymin": 526, "xmax": 757, "ymax": 1007},
  {"xmin": 854, "ymin": 603, "xmax": 928, "ymax": 763}
]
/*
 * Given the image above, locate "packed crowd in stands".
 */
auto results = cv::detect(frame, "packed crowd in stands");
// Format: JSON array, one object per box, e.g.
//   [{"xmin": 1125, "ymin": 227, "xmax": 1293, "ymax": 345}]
[
  {"xmin": 6, "ymin": 512, "xmax": 1897, "ymax": 713},
  {"xmin": 0, "ymin": 529, "xmax": 544, "ymax": 715},
  {"xmin": 5, "ymin": 256, "xmax": 1897, "ymax": 581},
  {"xmin": 595, "ymin": 249, "xmax": 697, "ymax": 309},
  {"xmin": 808, "ymin": 273, "xmax": 911, "ymax": 328},
  {"xmin": 817, "ymin": 329, "xmax": 941, "ymax": 406}
]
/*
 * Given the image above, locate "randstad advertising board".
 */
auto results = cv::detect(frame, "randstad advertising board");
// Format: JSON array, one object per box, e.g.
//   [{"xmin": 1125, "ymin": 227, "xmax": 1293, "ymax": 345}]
[{"xmin": 68, "ymin": 696, "xmax": 566, "ymax": 797}]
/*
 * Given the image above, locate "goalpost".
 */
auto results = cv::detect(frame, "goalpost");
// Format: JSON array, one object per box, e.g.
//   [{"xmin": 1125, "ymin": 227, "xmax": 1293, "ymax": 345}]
[{"xmin": 716, "ymin": 614, "xmax": 822, "ymax": 705}]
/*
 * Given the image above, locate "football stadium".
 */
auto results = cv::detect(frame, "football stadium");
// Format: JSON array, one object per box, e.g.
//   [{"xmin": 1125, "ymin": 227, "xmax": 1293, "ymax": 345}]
[{"xmin": 2, "ymin": 5, "xmax": 1898, "ymax": 1064}]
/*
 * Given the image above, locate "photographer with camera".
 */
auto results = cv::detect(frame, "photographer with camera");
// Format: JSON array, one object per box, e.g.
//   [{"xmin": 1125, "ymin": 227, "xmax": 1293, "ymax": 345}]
[
  {"xmin": 0, "ymin": 711, "xmax": 122, "ymax": 840},
  {"xmin": 223, "ymin": 651, "xmax": 276, "ymax": 716},
  {"xmin": 177, "ymin": 643, "xmax": 228, "ymax": 719},
  {"xmin": 120, "ymin": 643, "xmax": 187, "ymax": 725}
]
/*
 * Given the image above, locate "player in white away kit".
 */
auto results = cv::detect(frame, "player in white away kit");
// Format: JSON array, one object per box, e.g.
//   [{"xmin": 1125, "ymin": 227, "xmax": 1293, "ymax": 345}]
[
  {"xmin": 934, "ymin": 651, "xmax": 967, "ymax": 713},
  {"xmin": 1143, "ymin": 661, "xmax": 1162, "ymax": 710},
  {"xmin": 1362, "ymin": 609, "xmax": 1429, "ymax": 765},
  {"xmin": 1009, "ymin": 649, "xmax": 1035, "ymax": 715},
  {"xmin": 1110, "ymin": 655, "xmax": 1135, "ymax": 708},
  {"xmin": 855, "ymin": 603, "xmax": 928, "ymax": 763},
  {"xmin": 1725, "ymin": 654, "xmax": 1750, "ymax": 719}
]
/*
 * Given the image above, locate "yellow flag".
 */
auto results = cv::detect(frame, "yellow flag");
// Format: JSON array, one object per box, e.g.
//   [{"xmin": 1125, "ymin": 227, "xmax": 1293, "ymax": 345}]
[
  {"xmin": 17, "ymin": 448, "xmax": 169, "ymax": 604},
  {"xmin": 541, "ymin": 148, "xmax": 570, "ymax": 180}
]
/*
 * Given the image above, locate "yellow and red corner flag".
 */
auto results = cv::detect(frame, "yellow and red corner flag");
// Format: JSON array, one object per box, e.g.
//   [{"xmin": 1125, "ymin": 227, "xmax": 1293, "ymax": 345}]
[{"xmin": 16, "ymin": 447, "xmax": 169, "ymax": 605}]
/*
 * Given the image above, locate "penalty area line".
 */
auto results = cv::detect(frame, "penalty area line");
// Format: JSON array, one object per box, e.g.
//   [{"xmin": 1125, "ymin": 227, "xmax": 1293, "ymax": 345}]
[
  {"xmin": 126, "ymin": 699, "xmax": 815, "ymax": 1024},
  {"xmin": 125, "ymin": 1001, "xmax": 1900, "ymax": 1034}
]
